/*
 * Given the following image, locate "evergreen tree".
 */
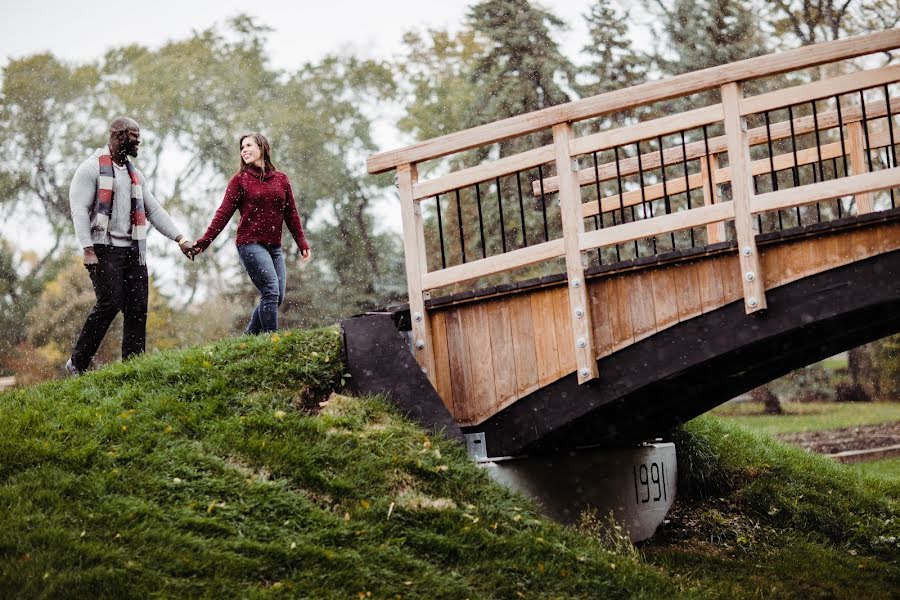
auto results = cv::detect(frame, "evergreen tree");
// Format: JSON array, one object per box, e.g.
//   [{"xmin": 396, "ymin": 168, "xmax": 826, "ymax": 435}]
[
  {"xmin": 579, "ymin": 0, "xmax": 646, "ymax": 98},
  {"xmin": 468, "ymin": 0, "xmax": 576, "ymax": 154},
  {"xmin": 651, "ymin": 0, "xmax": 768, "ymax": 76},
  {"xmin": 763, "ymin": 0, "xmax": 860, "ymax": 46}
]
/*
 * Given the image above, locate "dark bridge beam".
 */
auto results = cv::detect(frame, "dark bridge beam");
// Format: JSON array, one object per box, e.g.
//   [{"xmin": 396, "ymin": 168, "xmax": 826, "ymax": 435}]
[{"xmin": 468, "ymin": 250, "xmax": 900, "ymax": 458}]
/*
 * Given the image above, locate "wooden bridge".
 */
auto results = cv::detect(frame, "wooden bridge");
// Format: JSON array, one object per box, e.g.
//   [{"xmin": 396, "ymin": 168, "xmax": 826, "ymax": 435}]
[{"xmin": 361, "ymin": 30, "xmax": 900, "ymax": 458}]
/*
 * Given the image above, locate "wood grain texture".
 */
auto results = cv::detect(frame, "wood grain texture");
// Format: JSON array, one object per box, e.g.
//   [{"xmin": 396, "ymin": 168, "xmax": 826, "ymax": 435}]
[
  {"xmin": 551, "ymin": 285, "xmax": 577, "ymax": 375},
  {"xmin": 673, "ymin": 261, "xmax": 704, "ymax": 321},
  {"xmin": 626, "ymin": 271, "xmax": 658, "ymax": 342},
  {"xmin": 589, "ymin": 278, "xmax": 614, "ymax": 358},
  {"xmin": 508, "ymin": 293, "xmax": 540, "ymax": 399},
  {"xmin": 429, "ymin": 311, "xmax": 454, "ymax": 411},
  {"xmin": 462, "ymin": 303, "xmax": 496, "ymax": 421},
  {"xmin": 609, "ymin": 275, "xmax": 636, "ymax": 352},
  {"xmin": 486, "ymin": 298, "xmax": 518, "ymax": 409},
  {"xmin": 444, "ymin": 309, "xmax": 474, "ymax": 422},
  {"xmin": 531, "ymin": 289, "xmax": 561, "ymax": 387},
  {"xmin": 720, "ymin": 255, "xmax": 744, "ymax": 304},
  {"xmin": 697, "ymin": 257, "xmax": 725, "ymax": 312},
  {"xmin": 650, "ymin": 267, "xmax": 680, "ymax": 331}
]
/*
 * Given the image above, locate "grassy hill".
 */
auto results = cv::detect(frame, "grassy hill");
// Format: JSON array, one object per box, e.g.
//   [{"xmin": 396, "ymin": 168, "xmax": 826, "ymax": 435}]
[{"xmin": 1, "ymin": 328, "xmax": 897, "ymax": 598}]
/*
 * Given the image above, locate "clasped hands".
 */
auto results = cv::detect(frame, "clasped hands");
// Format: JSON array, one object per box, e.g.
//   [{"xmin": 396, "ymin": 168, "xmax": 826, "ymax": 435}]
[{"xmin": 179, "ymin": 240, "xmax": 312, "ymax": 263}]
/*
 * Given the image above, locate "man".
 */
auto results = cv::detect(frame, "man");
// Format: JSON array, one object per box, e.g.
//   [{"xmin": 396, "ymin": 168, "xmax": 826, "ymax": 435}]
[{"xmin": 65, "ymin": 117, "xmax": 195, "ymax": 375}]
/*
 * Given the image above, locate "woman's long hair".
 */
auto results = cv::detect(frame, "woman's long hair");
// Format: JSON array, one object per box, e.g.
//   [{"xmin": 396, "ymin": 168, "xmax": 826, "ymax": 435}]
[{"xmin": 238, "ymin": 133, "xmax": 277, "ymax": 179}]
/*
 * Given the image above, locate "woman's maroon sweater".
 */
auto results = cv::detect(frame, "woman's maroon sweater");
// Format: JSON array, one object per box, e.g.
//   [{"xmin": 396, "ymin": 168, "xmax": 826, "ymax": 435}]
[{"xmin": 196, "ymin": 167, "xmax": 309, "ymax": 251}]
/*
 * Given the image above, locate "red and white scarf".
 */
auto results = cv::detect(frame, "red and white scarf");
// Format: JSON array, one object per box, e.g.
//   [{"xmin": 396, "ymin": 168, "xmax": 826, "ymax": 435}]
[{"xmin": 97, "ymin": 149, "xmax": 147, "ymax": 264}]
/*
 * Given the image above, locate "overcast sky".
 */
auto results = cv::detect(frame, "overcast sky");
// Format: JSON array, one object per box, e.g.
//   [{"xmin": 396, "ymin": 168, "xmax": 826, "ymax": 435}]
[
  {"xmin": 0, "ymin": 0, "xmax": 616, "ymax": 265},
  {"xmin": 0, "ymin": 0, "xmax": 595, "ymax": 72}
]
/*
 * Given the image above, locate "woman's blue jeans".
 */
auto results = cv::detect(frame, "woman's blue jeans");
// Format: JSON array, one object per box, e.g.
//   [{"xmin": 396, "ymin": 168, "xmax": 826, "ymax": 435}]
[{"xmin": 237, "ymin": 243, "xmax": 286, "ymax": 334}]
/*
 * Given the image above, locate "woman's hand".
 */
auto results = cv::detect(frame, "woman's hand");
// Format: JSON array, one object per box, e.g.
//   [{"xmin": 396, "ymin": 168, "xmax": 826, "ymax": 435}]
[{"xmin": 300, "ymin": 248, "xmax": 312, "ymax": 263}]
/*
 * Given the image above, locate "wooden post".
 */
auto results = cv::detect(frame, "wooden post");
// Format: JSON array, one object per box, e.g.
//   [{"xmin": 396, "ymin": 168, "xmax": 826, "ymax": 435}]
[
  {"xmin": 397, "ymin": 163, "xmax": 436, "ymax": 383},
  {"xmin": 700, "ymin": 152, "xmax": 727, "ymax": 243},
  {"xmin": 721, "ymin": 82, "xmax": 767, "ymax": 313},
  {"xmin": 553, "ymin": 123, "xmax": 599, "ymax": 383},
  {"xmin": 846, "ymin": 121, "xmax": 874, "ymax": 214}
]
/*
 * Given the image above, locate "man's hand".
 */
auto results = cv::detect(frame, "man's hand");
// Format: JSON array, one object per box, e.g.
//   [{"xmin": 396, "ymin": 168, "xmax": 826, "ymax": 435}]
[
  {"xmin": 178, "ymin": 237, "xmax": 197, "ymax": 261},
  {"xmin": 300, "ymin": 248, "xmax": 312, "ymax": 263},
  {"xmin": 83, "ymin": 247, "xmax": 98, "ymax": 266}
]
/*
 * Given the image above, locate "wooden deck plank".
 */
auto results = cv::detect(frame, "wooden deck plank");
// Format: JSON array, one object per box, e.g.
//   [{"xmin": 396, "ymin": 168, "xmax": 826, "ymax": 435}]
[
  {"xmin": 879, "ymin": 221, "xmax": 900, "ymax": 254},
  {"xmin": 552, "ymin": 285, "xmax": 577, "ymax": 375},
  {"xmin": 673, "ymin": 261, "xmax": 703, "ymax": 321},
  {"xmin": 429, "ymin": 311, "xmax": 454, "ymax": 412},
  {"xmin": 531, "ymin": 289, "xmax": 561, "ymax": 387},
  {"xmin": 444, "ymin": 309, "xmax": 474, "ymax": 422},
  {"xmin": 720, "ymin": 254, "xmax": 744, "ymax": 304},
  {"xmin": 609, "ymin": 275, "xmax": 636, "ymax": 352},
  {"xmin": 697, "ymin": 258, "xmax": 725, "ymax": 313},
  {"xmin": 627, "ymin": 271, "xmax": 657, "ymax": 342},
  {"xmin": 650, "ymin": 267, "xmax": 680, "ymax": 332},
  {"xmin": 589, "ymin": 278, "xmax": 614, "ymax": 358},
  {"xmin": 463, "ymin": 303, "xmax": 497, "ymax": 421},
  {"xmin": 509, "ymin": 294, "xmax": 540, "ymax": 399},
  {"xmin": 849, "ymin": 226, "xmax": 878, "ymax": 262},
  {"xmin": 487, "ymin": 298, "xmax": 519, "ymax": 409}
]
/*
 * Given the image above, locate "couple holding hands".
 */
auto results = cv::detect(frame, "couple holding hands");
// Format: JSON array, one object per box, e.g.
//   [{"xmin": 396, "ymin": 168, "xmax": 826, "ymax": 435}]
[{"xmin": 65, "ymin": 117, "xmax": 311, "ymax": 376}]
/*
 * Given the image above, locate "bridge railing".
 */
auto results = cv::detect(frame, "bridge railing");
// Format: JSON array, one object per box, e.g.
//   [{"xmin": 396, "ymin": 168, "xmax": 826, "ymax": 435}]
[{"xmin": 367, "ymin": 29, "xmax": 900, "ymax": 387}]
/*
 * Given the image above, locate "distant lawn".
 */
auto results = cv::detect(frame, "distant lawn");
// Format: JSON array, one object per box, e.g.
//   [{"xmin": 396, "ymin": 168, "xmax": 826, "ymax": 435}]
[
  {"xmin": 853, "ymin": 457, "xmax": 900, "ymax": 482},
  {"xmin": 712, "ymin": 401, "xmax": 900, "ymax": 435}
]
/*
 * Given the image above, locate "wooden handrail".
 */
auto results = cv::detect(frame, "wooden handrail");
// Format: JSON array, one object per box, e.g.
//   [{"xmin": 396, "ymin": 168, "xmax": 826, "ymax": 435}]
[
  {"xmin": 739, "ymin": 64, "xmax": 900, "ymax": 116},
  {"xmin": 535, "ymin": 96, "xmax": 900, "ymax": 196},
  {"xmin": 579, "ymin": 125, "xmax": 894, "ymax": 219},
  {"xmin": 367, "ymin": 29, "xmax": 900, "ymax": 174}
]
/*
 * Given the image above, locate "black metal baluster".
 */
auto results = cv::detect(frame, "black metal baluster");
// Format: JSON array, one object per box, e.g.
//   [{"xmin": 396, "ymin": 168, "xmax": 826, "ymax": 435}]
[
  {"xmin": 702, "ymin": 126, "xmax": 719, "ymax": 242},
  {"xmin": 787, "ymin": 105, "xmax": 803, "ymax": 226},
  {"xmin": 495, "ymin": 177, "xmax": 507, "ymax": 254},
  {"xmin": 763, "ymin": 111, "xmax": 783, "ymax": 231},
  {"xmin": 537, "ymin": 165, "xmax": 549, "ymax": 242},
  {"xmin": 679, "ymin": 130, "xmax": 696, "ymax": 247},
  {"xmin": 455, "ymin": 189, "xmax": 466, "ymax": 263},
  {"xmin": 475, "ymin": 182, "xmax": 486, "ymax": 259},
  {"xmin": 592, "ymin": 151, "xmax": 604, "ymax": 264},
  {"xmin": 835, "ymin": 95, "xmax": 849, "ymax": 218},
  {"xmin": 435, "ymin": 195, "xmax": 447, "ymax": 270},
  {"xmin": 832, "ymin": 157, "xmax": 843, "ymax": 218},
  {"xmin": 636, "ymin": 141, "xmax": 657, "ymax": 254},
  {"xmin": 515, "ymin": 171, "xmax": 527, "ymax": 248},
  {"xmin": 613, "ymin": 145, "xmax": 635, "ymax": 257},
  {"xmin": 859, "ymin": 91, "xmax": 875, "ymax": 174},
  {"xmin": 657, "ymin": 135, "xmax": 676, "ymax": 250},
  {"xmin": 884, "ymin": 84, "xmax": 898, "ymax": 208},
  {"xmin": 811, "ymin": 101, "xmax": 824, "ymax": 222}
]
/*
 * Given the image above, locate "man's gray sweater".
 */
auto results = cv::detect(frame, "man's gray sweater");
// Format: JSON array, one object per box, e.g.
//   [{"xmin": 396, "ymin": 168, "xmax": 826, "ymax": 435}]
[{"xmin": 69, "ymin": 148, "xmax": 182, "ymax": 249}]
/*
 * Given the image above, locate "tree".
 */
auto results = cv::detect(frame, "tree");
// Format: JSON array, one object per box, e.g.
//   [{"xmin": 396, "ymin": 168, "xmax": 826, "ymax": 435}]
[
  {"xmin": 648, "ymin": 0, "xmax": 768, "ymax": 76},
  {"xmin": 0, "ymin": 15, "xmax": 405, "ymax": 363},
  {"xmin": 763, "ymin": 0, "xmax": 860, "ymax": 46},
  {"xmin": 579, "ymin": 1, "xmax": 647, "ymax": 98},
  {"xmin": 468, "ymin": 0, "xmax": 576, "ymax": 154}
]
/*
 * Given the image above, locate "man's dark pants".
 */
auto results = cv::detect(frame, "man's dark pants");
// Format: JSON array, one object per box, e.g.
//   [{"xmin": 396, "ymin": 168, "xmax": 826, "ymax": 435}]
[{"xmin": 70, "ymin": 244, "xmax": 148, "ymax": 371}]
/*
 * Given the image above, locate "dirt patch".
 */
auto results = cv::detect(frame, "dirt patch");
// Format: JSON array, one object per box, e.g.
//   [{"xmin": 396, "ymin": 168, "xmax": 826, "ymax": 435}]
[{"xmin": 777, "ymin": 422, "xmax": 900, "ymax": 455}]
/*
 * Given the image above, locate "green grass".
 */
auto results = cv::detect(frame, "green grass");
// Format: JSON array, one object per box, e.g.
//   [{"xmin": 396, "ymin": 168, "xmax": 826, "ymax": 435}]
[
  {"xmin": 2, "ymin": 329, "xmax": 898, "ymax": 598},
  {"xmin": 712, "ymin": 401, "xmax": 900, "ymax": 435},
  {"xmin": 0, "ymin": 328, "xmax": 684, "ymax": 599},
  {"xmin": 852, "ymin": 457, "xmax": 900, "ymax": 482},
  {"xmin": 643, "ymin": 416, "xmax": 900, "ymax": 599}
]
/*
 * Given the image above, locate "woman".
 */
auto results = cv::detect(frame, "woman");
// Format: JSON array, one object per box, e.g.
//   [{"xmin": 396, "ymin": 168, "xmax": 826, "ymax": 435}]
[{"xmin": 194, "ymin": 133, "xmax": 311, "ymax": 334}]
